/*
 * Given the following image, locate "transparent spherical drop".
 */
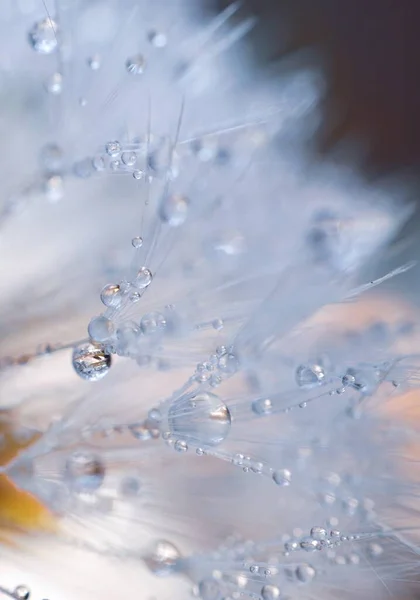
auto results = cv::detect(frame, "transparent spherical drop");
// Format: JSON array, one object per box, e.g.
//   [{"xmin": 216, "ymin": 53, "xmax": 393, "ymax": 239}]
[
  {"xmin": 140, "ymin": 312, "xmax": 167, "ymax": 335},
  {"xmin": 198, "ymin": 579, "xmax": 221, "ymax": 600},
  {"xmin": 295, "ymin": 363, "xmax": 325, "ymax": 388},
  {"xmin": 105, "ymin": 141, "xmax": 121, "ymax": 157},
  {"xmin": 88, "ymin": 315, "xmax": 115, "ymax": 342},
  {"xmin": 261, "ymin": 585, "xmax": 280, "ymax": 600},
  {"xmin": 133, "ymin": 169, "xmax": 143, "ymax": 180},
  {"xmin": 144, "ymin": 540, "xmax": 180, "ymax": 576},
  {"xmin": 295, "ymin": 564, "xmax": 316, "ymax": 583},
  {"xmin": 121, "ymin": 151, "xmax": 137, "ymax": 166},
  {"xmin": 252, "ymin": 398, "xmax": 273, "ymax": 416},
  {"xmin": 45, "ymin": 72, "xmax": 62, "ymax": 95},
  {"xmin": 13, "ymin": 586, "xmax": 30, "ymax": 600},
  {"xmin": 310, "ymin": 526, "xmax": 327, "ymax": 540},
  {"xmin": 72, "ymin": 342, "xmax": 112, "ymax": 381},
  {"xmin": 168, "ymin": 391, "xmax": 231, "ymax": 446},
  {"xmin": 149, "ymin": 30, "xmax": 167, "ymax": 48},
  {"xmin": 28, "ymin": 18, "xmax": 59, "ymax": 54},
  {"xmin": 132, "ymin": 236, "xmax": 143, "ymax": 248},
  {"xmin": 125, "ymin": 54, "xmax": 145, "ymax": 75},
  {"xmin": 88, "ymin": 54, "xmax": 101, "ymax": 70},
  {"xmin": 174, "ymin": 439, "xmax": 188, "ymax": 452},
  {"xmin": 44, "ymin": 174, "xmax": 64, "ymax": 202},
  {"xmin": 272, "ymin": 468, "xmax": 292, "ymax": 486},
  {"xmin": 65, "ymin": 451, "xmax": 105, "ymax": 492},
  {"xmin": 159, "ymin": 194, "xmax": 189, "ymax": 226},
  {"xmin": 134, "ymin": 267, "xmax": 153, "ymax": 289},
  {"xmin": 300, "ymin": 537, "xmax": 320, "ymax": 552},
  {"xmin": 92, "ymin": 156, "xmax": 105, "ymax": 171},
  {"xmin": 100, "ymin": 283, "xmax": 123, "ymax": 308}
]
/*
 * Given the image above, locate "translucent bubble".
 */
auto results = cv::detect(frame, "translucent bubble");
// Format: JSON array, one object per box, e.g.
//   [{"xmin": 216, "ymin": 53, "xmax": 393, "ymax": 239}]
[
  {"xmin": 149, "ymin": 30, "xmax": 167, "ymax": 48},
  {"xmin": 100, "ymin": 283, "xmax": 123, "ymax": 308},
  {"xmin": 342, "ymin": 367, "xmax": 378, "ymax": 395},
  {"xmin": 65, "ymin": 451, "xmax": 105, "ymax": 492},
  {"xmin": 28, "ymin": 18, "xmax": 59, "ymax": 54},
  {"xmin": 122, "ymin": 151, "xmax": 137, "ymax": 166},
  {"xmin": 88, "ymin": 315, "xmax": 115, "ymax": 342},
  {"xmin": 87, "ymin": 54, "xmax": 101, "ymax": 70},
  {"xmin": 174, "ymin": 439, "xmax": 188, "ymax": 452},
  {"xmin": 44, "ymin": 174, "xmax": 64, "ymax": 202},
  {"xmin": 133, "ymin": 169, "xmax": 144, "ymax": 180},
  {"xmin": 300, "ymin": 537, "xmax": 320, "ymax": 552},
  {"xmin": 168, "ymin": 391, "xmax": 231, "ymax": 446},
  {"xmin": 125, "ymin": 54, "xmax": 145, "ymax": 75},
  {"xmin": 40, "ymin": 143, "xmax": 63, "ymax": 172},
  {"xmin": 120, "ymin": 476, "xmax": 141, "ymax": 497},
  {"xmin": 295, "ymin": 564, "xmax": 316, "ymax": 583},
  {"xmin": 134, "ymin": 267, "xmax": 153, "ymax": 289},
  {"xmin": 198, "ymin": 579, "xmax": 221, "ymax": 600},
  {"xmin": 132, "ymin": 236, "xmax": 143, "ymax": 248},
  {"xmin": 295, "ymin": 363, "xmax": 326, "ymax": 388},
  {"xmin": 272, "ymin": 468, "xmax": 292, "ymax": 486},
  {"xmin": 252, "ymin": 398, "xmax": 273, "ymax": 415},
  {"xmin": 13, "ymin": 586, "xmax": 30, "ymax": 600},
  {"xmin": 310, "ymin": 526, "xmax": 327, "ymax": 540},
  {"xmin": 218, "ymin": 352, "xmax": 239, "ymax": 374},
  {"xmin": 110, "ymin": 159, "xmax": 121, "ymax": 171},
  {"xmin": 105, "ymin": 141, "xmax": 121, "ymax": 157},
  {"xmin": 159, "ymin": 194, "xmax": 189, "ymax": 226},
  {"xmin": 45, "ymin": 72, "xmax": 63, "ymax": 95},
  {"xmin": 140, "ymin": 312, "xmax": 167, "ymax": 335},
  {"xmin": 72, "ymin": 342, "xmax": 112, "ymax": 381},
  {"xmin": 261, "ymin": 585, "xmax": 280, "ymax": 600},
  {"xmin": 144, "ymin": 540, "xmax": 180, "ymax": 576},
  {"xmin": 367, "ymin": 543, "xmax": 383, "ymax": 558}
]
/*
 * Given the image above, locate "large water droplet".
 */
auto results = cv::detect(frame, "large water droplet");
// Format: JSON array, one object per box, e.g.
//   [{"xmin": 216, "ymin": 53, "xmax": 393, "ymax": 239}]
[
  {"xmin": 144, "ymin": 540, "xmax": 180, "ymax": 576},
  {"xmin": 100, "ymin": 283, "xmax": 123, "ymax": 308},
  {"xmin": 134, "ymin": 267, "xmax": 153, "ymax": 289},
  {"xmin": 140, "ymin": 312, "xmax": 167, "ymax": 335},
  {"xmin": 159, "ymin": 194, "xmax": 189, "ymax": 226},
  {"xmin": 272, "ymin": 468, "xmax": 292, "ymax": 486},
  {"xmin": 65, "ymin": 451, "xmax": 105, "ymax": 492},
  {"xmin": 125, "ymin": 54, "xmax": 145, "ymax": 75},
  {"xmin": 28, "ymin": 18, "xmax": 59, "ymax": 54},
  {"xmin": 168, "ymin": 391, "xmax": 231, "ymax": 446},
  {"xmin": 295, "ymin": 363, "xmax": 326, "ymax": 388},
  {"xmin": 72, "ymin": 342, "xmax": 112, "ymax": 381},
  {"xmin": 261, "ymin": 585, "xmax": 281, "ymax": 600},
  {"xmin": 295, "ymin": 564, "xmax": 316, "ymax": 583},
  {"xmin": 88, "ymin": 315, "xmax": 115, "ymax": 342}
]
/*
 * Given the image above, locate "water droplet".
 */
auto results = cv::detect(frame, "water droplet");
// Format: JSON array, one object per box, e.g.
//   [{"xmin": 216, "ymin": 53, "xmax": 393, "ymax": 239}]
[
  {"xmin": 133, "ymin": 169, "xmax": 144, "ymax": 180},
  {"xmin": 310, "ymin": 526, "xmax": 327, "ymax": 540},
  {"xmin": 159, "ymin": 194, "xmax": 189, "ymax": 227},
  {"xmin": 121, "ymin": 151, "xmax": 137, "ymax": 166},
  {"xmin": 132, "ymin": 236, "xmax": 143, "ymax": 248},
  {"xmin": 120, "ymin": 476, "xmax": 141, "ymax": 497},
  {"xmin": 65, "ymin": 451, "xmax": 105, "ymax": 492},
  {"xmin": 367, "ymin": 542, "xmax": 383, "ymax": 558},
  {"xmin": 140, "ymin": 312, "xmax": 167, "ymax": 335},
  {"xmin": 72, "ymin": 342, "xmax": 112, "ymax": 381},
  {"xmin": 144, "ymin": 540, "xmax": 180, "ymax": 576},
  {"xmin": 126, "ymin": 54, "xmax": 145, "ymax": 75},
  {"xmin": 92, "ymin": 156, "xmax": 105, "ymax": 171},
  {"xmin": 168, "ymin": 391, "xmax": 231, "ymax": 446},
  {"xmin": 252, "ymin": 398, "xmax": 273, "ymax": 415},
  {"xmin": 342, "ymin": 367, "xmax": 378, "ymax": 395},
  {"xmin": 40, "ymin": 143, "xmax": 63, "ymax": 172},
  {"xmin": 295, "ymin": 564, "xmax": 316, "ymax": 583},
  {"xmin": 28, "ymin": 18, "xmax": 58, "ymax": 54},
  {"xmin": 44, "ymin": 174, "xmax": 64, "ymax": 202},
  {"xmin": 134, "ymin": 267, "xmax": 153, "ymax": 289},
  {"xmin": 100, "ymin": 283, "xmax": 123, "ymax": 308},
  {"xmin": 300, "ymin": 537, "xmax": 320, "ymax": 552},
  {"xmin": 105, "ymin": 141, "xmax": 121, "ymax": 157},
  {"xmin": 149, "ymin": 30, "xmax": 167, "ymax": 48},
  {"xmin": 198, "ymin": 579, "xmax": 221, "ymax": 600},
  {"xmin": 116, "ymin": 322, "xmax": 141, "ymax": 355},
  {"xmin": 174, "ymin": 439, "xmax": 188, "ymax": 452},
  {"xmin": 296, "ymin": 363, "xmax": 326, "ymax": 388},
  {"xmin": 272, "ymin": 468, "xmax": 292, "ymax": 486},
  {"xmin": 45, "ymin": 72, "xmax": 62, "ymax": 95},
  {"xmin": 212, "ymin": 318, "xmax": 224, "ymax": 331},
  {"xmin": 87, "ymin": 54, "xmax": 101, "ymax": 70},
  {"xmin": 218, "ymin": 352, "xmax": 239, "ymax": 374},
  {"xmin": 13, "ymin": 586, "xmax": 30, "ymax": 600},
  {"xmin": 261, "ymin": 585, "xmax": 280, "ymax": 600},
  {"xmin": 88, "ymin": 315, "xmax": 115, "ymax": 342},
  {"xmin": 330, "ymin": 530, "xmax": 341, "ymax": 540}
]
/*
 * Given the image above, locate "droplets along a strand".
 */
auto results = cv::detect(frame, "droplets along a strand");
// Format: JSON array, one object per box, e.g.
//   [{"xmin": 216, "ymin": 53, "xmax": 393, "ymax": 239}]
[{"xmin": 28, "ymin": 18, "xmax": 59, "ymax": 54}]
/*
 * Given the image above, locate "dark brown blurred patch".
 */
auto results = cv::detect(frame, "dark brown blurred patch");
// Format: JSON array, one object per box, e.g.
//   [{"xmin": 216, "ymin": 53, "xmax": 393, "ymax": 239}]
[{"xmin": 216, "ymin": 0, "xmax": 420, "ymax": 178}]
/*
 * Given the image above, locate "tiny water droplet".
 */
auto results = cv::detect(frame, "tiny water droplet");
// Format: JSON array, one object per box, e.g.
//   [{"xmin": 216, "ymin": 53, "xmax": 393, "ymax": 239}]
[
  {"xmin": 132, "ymin": 236, "xmax": 143, "ymax": 248},
  {"xmin": 134, "ymin": 267, "xmax": 153, "ymax": 289},
  {"xmin": 100, "ymin": 283, "xmax": 123, "ymax": 308},
  {"xmin": 272, "ymin": 468, "xmax": 292, "ymax": 486},
  {"xmin": 126, "ymin": 54, "xmax": 145, "ymax": 75},
  {"xmin": 72, "ymin": 342, "xmax": 112, "ymax": 381},
  {"xmin": 28, "ymin": 18, "xmax": 59, "ymax": 54}
]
